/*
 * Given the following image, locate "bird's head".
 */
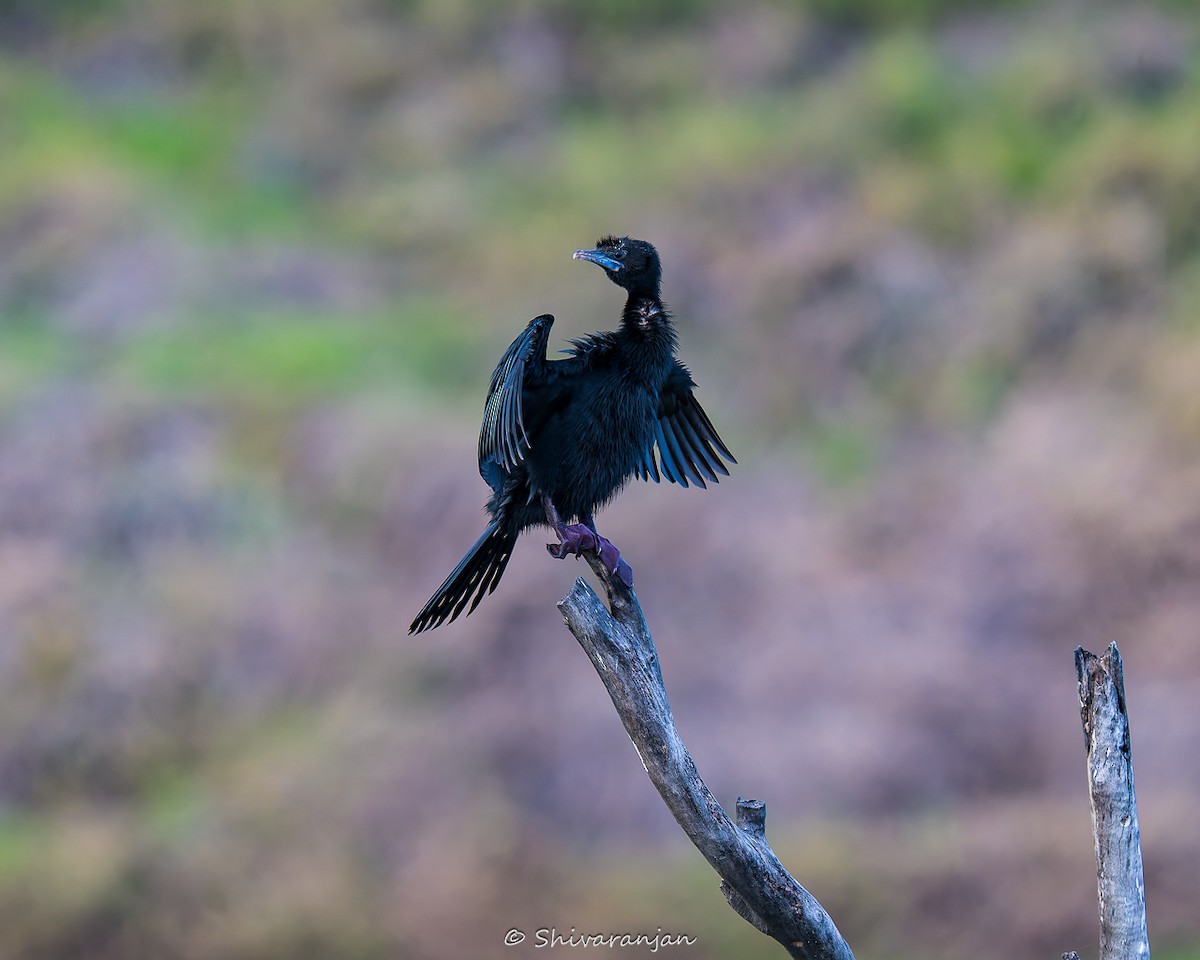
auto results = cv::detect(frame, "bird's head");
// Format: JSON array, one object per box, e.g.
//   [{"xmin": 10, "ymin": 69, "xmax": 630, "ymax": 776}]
[{"xmin": 573, "ymin": 236, "xmax": 661, "ymax": 297}]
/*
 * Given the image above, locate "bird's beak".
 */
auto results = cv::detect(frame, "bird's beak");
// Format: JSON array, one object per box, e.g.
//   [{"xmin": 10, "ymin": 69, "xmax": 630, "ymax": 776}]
[{"xmin": 573, "ymin": 247, "xmax": 623, "ymax": 271}]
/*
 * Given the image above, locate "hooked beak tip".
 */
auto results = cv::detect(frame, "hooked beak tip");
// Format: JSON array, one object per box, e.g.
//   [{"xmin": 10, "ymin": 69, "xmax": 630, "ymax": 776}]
[{"xmin": 573, "ymin": 248, "xmax": 623, "ymax": 271}]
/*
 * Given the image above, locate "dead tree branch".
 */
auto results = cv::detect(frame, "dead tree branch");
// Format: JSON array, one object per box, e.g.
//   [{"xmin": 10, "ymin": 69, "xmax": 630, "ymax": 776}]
[
  {"xmin": 1073, "ymin": 643, "xmax": 1151, "ymax": 960},
  {"xmin": 557, "ymin": 554, "xmax": 855, "ymax": 960}
]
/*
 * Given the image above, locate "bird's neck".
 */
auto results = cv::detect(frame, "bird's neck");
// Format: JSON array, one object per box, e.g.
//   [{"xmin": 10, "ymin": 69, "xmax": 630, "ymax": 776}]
[{"xmin": 620, "ymin": 293, "xmax": 676, "ymax": 349}]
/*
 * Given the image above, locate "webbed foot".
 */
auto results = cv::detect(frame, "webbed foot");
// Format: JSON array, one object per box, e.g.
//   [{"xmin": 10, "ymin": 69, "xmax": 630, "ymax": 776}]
[
  {"xmin": 546, "ymin": 522, "xmax": 596, "ymax": 559},
  {"xmin": 546, "ymin": 523, "xmax": 635, "ymax": 587}
]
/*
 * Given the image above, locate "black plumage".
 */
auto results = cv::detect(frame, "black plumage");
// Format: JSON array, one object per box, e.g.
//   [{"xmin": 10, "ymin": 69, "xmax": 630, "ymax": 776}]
[{"xmin": 409, "ymin": 236, "xmax": 734, "ymax": 633}]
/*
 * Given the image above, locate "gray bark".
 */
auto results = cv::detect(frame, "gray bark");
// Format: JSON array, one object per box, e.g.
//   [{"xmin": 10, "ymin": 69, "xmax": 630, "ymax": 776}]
[
  {"xmin": 1073, "ymin": 643, "xmax": 1151, "ymax": 960},
  {"xmin": 558, "ymin": 554, "xmax": 855, "ymax": 960}
]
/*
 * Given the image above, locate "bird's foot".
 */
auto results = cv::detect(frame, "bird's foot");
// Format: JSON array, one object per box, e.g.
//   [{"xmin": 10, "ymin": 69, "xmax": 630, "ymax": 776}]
[
  {"xmin": 546, "ymin": 522, "xmax": 598, "ymax": 560},
  {"xmin": 546, "ymin": 524, "xmax": 634, "ymax": 587},
  {"xmin": 595, "ymin": 535, "xmax": 635, "ymax": 588}
]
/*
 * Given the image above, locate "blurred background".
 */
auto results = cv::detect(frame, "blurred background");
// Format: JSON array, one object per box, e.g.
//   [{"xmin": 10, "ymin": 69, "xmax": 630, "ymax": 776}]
[{"xmin": 1, "ymin": 0, "xmax": 1199, "ymax": 957}]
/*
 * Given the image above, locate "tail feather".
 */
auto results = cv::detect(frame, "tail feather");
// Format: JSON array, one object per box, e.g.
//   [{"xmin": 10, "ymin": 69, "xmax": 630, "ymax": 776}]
[{"xmin": 409, "ymin": 520, "xmax": 517, "ymax": 633}]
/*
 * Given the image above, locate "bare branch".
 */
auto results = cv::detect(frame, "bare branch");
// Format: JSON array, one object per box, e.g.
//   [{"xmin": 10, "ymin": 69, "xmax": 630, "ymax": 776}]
[
  {"xmin": 1073, "ymin": 643, "xmax": 1151, "ymax": 960},
  {"xmin": 558, "ymin": 555, "xmax": 855, "ymax": 960}
]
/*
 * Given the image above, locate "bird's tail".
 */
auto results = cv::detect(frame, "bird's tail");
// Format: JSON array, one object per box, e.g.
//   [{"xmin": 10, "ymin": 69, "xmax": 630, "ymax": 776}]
[{"xmin": 409, "ymin": 520, "xmax": 517, "ymax": 633}]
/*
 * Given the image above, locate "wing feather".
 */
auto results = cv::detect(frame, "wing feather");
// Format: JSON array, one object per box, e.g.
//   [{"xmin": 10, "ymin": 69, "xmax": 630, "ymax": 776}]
[
  {"xmin": 673, "ymin": 410, "xmax": 722, "ymax": 483},
  {"xmin": 478, "ymin": 314, "xmax": 554, "ymax": 476},
  {"xmin": 641, "ymin": 360, "xmax": 736, "ymax": 488}
]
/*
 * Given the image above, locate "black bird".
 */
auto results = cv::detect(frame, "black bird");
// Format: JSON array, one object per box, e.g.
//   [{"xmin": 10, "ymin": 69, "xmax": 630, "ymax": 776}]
[{"xmin": 409, "ymin": 236, "xmax": 735, "ymax": 633}]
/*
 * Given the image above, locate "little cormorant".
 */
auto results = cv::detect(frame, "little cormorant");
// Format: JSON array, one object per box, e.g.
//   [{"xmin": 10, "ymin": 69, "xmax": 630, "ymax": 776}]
[{"xmin": 409, "ymin": 236, "xmax": 734, "ymax": 633}]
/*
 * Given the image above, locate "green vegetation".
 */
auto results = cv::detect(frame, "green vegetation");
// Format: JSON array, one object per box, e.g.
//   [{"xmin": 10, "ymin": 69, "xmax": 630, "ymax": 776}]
[{"xmin": 111, "ymin": 304, "xmax": 476, "ymax": 401}]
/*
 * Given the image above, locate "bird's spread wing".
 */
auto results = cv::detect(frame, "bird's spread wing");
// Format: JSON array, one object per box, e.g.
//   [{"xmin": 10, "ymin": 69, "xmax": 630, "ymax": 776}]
[
  {"xmin": 479, "ymin": 313, "xmax": 554, "ymax": 475},
  {"xmin": 639, "ymin": 361, "xmax": 736, "ymax": 488}
]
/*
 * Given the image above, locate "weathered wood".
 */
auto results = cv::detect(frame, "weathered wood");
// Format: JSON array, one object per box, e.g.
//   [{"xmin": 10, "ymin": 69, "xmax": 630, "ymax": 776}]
[
  {"xmin": 1073, "ymin": 643, "xmax": 1151, "ymax": 960},
  {"xmin": 558, "ymin": 554, "xmax": 855, "ymax": 960}
]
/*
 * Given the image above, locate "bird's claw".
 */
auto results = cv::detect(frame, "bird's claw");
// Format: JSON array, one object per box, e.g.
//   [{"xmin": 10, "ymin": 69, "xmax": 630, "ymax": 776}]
[
  {"xmin": 547, "ymin": 524, "xmax": 634, "ymax": 587},
  {"xmin": 546, "ymin": 522, "xmax": 596, "ymax": 559}
]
